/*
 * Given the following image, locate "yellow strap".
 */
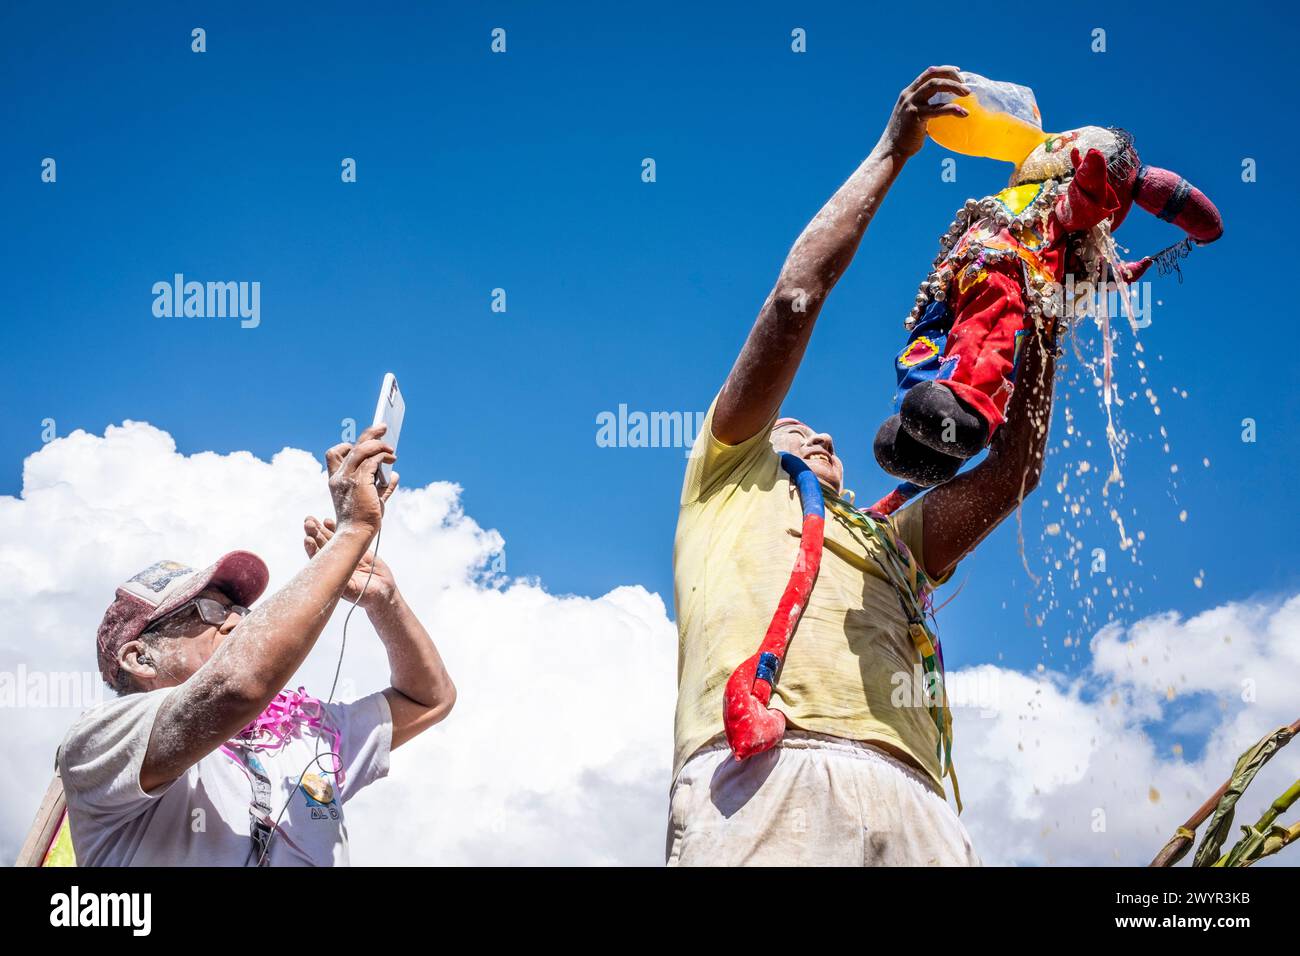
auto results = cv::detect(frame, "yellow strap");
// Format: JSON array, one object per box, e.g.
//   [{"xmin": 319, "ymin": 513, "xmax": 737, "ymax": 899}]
[
  {"xmin": 909, "ymin": 622, "xmax": 936, "ymax": 660},
  {"xmin": 1176, "ymin": 826, "xmax": 1196, "ymax": 841},
  {"xmin": 947, "ymin": 760, "xmax": 962, "ymax": 814}
]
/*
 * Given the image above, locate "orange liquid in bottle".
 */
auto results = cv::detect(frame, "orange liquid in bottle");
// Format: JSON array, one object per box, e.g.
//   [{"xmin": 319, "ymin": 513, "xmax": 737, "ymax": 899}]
[{"xmin": 928, "ymin": 95, "xmax": 1051, "ymax": 166}]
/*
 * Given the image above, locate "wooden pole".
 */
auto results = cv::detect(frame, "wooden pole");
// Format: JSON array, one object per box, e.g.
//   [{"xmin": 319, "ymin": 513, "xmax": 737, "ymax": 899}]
[
  {"xmin": 1150, "ymin": 717, "xmax": 1300, "ymax": 867},
  {"xmin": 15, "ymin": 772, "xmax": 66, "ymax": 867}
]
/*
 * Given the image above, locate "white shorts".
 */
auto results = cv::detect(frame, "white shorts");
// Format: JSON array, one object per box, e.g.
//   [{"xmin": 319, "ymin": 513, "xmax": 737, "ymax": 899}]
[{"xmin": 666, "ymin": 731, "xmax": 980, "ymax": 866}]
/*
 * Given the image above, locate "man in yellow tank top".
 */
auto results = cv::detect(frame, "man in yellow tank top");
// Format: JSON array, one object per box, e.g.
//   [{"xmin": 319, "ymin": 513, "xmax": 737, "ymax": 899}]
[{"xmin": 668, "ymin": 67, "xmax": 1059, "ymax": 866}]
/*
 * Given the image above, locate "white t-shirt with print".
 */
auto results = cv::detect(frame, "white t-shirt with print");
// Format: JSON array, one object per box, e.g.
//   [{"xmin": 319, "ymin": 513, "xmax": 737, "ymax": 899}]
[{"xmin": 57, "ymin": 688, "xmax": 392, "ymax": 866}]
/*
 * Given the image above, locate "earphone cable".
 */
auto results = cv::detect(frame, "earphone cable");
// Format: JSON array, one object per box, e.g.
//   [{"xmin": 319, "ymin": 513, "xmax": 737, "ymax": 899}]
[{"xmin": 255, "ymin": 498, "xmax": 385, "ymax": 866}]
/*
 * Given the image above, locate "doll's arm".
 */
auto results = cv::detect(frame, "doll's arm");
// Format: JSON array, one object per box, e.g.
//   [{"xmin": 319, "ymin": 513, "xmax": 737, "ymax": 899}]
[
  {"xmin": 1119, "ymin": 256, "xmax": 1155, "ymax": 282},
  {"xmin": 1054, "ymin": 148, "xmax": 1121, "ymax": 233}
]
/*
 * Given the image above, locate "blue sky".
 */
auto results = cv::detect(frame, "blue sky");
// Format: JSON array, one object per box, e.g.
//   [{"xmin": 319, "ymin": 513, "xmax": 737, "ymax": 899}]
[{"xmin": 3, "ymin": 0, "xmax": 1296, "ymax": 745}]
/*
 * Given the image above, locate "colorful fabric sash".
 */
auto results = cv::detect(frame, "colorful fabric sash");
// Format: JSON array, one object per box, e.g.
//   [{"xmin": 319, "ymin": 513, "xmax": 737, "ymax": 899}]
[{"xmin": 826, "ymin": 495, "xmax": 960, "ymax": 811}]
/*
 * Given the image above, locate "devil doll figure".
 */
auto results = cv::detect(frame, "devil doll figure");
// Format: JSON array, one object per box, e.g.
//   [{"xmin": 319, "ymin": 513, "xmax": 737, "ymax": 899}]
[{"xmin": 871, "ymin": 126, "xmax": 1224, "ymax": 509}]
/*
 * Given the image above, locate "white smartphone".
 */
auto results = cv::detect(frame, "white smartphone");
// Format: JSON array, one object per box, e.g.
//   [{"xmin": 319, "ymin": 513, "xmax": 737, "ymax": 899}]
[{"xmin": 369, "ymin": 372, "xmax": 405, "ymax": 489}]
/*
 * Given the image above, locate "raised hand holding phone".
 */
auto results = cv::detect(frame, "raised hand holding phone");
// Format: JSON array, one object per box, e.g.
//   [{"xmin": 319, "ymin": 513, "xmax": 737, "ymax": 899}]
[{"xmin": 324, "ymin": 423, "xmax": 396, "ymax": 537}]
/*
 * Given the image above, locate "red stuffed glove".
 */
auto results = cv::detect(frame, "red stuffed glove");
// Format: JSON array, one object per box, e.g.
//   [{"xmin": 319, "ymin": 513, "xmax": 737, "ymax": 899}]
[
  {"xmin": 1056, "ymin": 147, "xmax": 1121, "ymax": 232},
  {"xmin": 1118, "ymin": 256, "xmax": 1154, "ymax": 282}
]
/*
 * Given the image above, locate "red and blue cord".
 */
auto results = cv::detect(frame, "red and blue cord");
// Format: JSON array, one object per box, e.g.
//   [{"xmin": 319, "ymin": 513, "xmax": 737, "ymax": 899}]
[{"xmin": 723, "ymin": 453, "xmax": 825, "ymax": 761}]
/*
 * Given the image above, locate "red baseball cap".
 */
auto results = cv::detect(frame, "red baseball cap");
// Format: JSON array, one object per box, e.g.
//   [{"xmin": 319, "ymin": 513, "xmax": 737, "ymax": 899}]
[{"xmin": 96, "ymin": 551, "xmax": 270, "ymax": 686}]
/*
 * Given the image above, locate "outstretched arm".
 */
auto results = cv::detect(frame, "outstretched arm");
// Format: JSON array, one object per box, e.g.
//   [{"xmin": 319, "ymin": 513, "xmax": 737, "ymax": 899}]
[
  {"xmin": 713, "ymin": 66, "xmax": 970, "ymax": 445},
  {"xmin": 919, "ymin": 319, "xmax": 1057, "ymax": 580}
]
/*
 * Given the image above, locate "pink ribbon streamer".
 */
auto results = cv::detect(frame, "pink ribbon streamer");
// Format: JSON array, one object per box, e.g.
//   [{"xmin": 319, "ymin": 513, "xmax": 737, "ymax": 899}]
[{"xmin": 227, "ymin": 687, "xmax": 345, "ymax": 786}]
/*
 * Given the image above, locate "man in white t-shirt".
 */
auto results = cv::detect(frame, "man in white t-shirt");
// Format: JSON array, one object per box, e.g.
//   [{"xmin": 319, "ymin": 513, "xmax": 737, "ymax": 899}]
[{"xmin": 58, "ymin": 424, "xmax": 456, "ymax": 866}]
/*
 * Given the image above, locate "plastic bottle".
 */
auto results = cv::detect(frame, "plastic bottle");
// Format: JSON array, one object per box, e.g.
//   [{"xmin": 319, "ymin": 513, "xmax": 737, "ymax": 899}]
[{"xmin": 927, "ymin": 72, "xmax": 1051, "ymax": 166}]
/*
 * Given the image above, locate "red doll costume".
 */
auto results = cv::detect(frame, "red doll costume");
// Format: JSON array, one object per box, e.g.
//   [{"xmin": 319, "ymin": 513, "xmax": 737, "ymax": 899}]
[{"xmin": 872, "ymin": 126, "xmax": 1224, "ymax": 506}]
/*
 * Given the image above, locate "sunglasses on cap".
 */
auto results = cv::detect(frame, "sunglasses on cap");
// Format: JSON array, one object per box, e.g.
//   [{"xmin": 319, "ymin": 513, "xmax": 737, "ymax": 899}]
[{"xmin": 144, "ymin": 596, "xmax": 249, "ymax": 636}]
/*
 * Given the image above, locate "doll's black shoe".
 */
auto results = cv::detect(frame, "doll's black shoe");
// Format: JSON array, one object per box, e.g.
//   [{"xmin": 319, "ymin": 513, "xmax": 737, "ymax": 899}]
[
  {"xmin": 873, "ymin": 414, "xmax": 964, "ymax": 487},
  {"xmin": 899, "ymin": 381, "xmax": 988, "ymax": 459}
]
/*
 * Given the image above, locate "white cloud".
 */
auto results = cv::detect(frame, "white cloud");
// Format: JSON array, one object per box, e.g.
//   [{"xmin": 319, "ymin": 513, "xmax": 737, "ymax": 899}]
[
  {"xmin": 951, "ymin": 596, "xmax": 1300, "ymax": 865},
  {"xmin": 1, "ymin": 422, "xmax": 1295, "ymax": 867}
]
